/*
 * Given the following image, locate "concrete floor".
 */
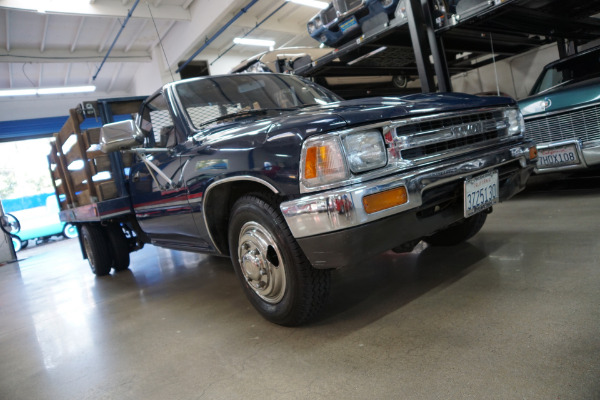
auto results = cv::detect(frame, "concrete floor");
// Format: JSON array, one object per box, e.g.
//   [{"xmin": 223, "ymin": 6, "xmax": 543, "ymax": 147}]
[{"xmin": 1, "ymin": 174, "xmax": 599, "ymax": 400}]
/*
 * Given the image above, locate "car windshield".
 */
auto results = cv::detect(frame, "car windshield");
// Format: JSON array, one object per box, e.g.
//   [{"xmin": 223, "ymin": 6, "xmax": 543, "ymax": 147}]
[
  {"xmin": 174, "ymin": 74, "xmax": 342, "ymax": 130},
  {"xmin": 530, "ymin": 49, "xmax": 600, "ymax": 95}
]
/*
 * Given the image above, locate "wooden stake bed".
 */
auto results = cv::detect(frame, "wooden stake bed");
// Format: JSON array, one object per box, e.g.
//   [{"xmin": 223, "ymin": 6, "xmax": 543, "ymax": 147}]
[{"xmin": 47, "ymin": 108, "xmax": 135, "ymax": 223}]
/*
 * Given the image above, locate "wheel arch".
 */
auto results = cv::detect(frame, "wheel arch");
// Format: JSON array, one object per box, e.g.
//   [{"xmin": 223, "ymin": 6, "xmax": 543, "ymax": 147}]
[{"xmin": 203, "ymin": 176, "xmax": 281, "ymax": 256}]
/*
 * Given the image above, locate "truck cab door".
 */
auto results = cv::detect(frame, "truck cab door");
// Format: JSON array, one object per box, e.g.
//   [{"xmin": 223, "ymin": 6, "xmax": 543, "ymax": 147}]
[{"xmin": 129, "ymin": 92, "xmax": 201, "ymax": 250}]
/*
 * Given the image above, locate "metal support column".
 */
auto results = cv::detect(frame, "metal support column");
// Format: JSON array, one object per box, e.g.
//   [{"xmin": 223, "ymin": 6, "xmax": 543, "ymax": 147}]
[
  {"xmin": 407, "ymin": 0, "xmax": 436, "ymax": 92},
  {"xmin": 421, "ymin": 0, "xmax": 451, "ymax": 92}
]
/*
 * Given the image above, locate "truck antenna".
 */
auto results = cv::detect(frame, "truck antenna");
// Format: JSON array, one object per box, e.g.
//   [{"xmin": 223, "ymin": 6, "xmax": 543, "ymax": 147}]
[{"xmin": 147, "ymin": 1, "xmax": 176, "ymax": 82}]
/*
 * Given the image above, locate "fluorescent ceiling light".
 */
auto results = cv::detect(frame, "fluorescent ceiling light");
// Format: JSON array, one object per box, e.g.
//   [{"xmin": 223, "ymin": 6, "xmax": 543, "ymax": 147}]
[
  {"xmin": 233, "ymin": 38, "xmax": 276, "ymax": 49},
  {"xmin": 286, "ymin": 0, "xmax": 328, "ymax": 9},
  {"xmin": 0, "ymin": 85, "xmax": 96, "ymax": 97}
]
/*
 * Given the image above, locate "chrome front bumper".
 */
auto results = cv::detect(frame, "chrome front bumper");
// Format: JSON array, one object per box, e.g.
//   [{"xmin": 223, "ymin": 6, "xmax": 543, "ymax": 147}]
[{"xmin": 281, "ymin": 142, "xmax": 535, "ymax": 240}]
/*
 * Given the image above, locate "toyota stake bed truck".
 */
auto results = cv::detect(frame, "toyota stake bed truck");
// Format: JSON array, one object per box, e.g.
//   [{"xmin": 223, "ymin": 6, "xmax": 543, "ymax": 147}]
[{"xmin": 50, "ymin": 73, "xmax": 537, "ymax": 326}]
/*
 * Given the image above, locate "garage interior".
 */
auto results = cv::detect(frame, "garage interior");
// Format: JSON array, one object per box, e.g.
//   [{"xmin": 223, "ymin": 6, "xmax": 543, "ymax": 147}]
[{"xmin": 1, "ymin": 0, "xmax": 600, "ymax": 399}]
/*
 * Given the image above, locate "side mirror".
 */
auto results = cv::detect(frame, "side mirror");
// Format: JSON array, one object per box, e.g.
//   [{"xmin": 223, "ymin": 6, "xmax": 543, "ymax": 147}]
[{"xmin": 100, "ymin": 120, "xmax": 144, "ymax": 153}]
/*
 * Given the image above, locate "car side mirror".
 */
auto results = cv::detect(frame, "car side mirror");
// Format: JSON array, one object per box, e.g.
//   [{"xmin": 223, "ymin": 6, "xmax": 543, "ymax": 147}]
[{"xmin": 100, "ymin": 120, "xmax": 144, "ymax": 153}]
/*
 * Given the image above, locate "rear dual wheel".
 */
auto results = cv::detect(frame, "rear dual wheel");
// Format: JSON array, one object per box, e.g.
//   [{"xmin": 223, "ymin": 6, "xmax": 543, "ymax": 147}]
[{"xmin": 81, "ymin": 223, "xmax": 130, "ymax": 276}]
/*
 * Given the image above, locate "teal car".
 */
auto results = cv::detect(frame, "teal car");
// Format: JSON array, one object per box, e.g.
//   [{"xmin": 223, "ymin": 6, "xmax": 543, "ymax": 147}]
[
  {"xmin": 518, "ymin": 45, "xmax": 600, "ymax": 173},
  {"xmin": 2, "ymin": 193, "xmax": 77, "ymax": 252}
]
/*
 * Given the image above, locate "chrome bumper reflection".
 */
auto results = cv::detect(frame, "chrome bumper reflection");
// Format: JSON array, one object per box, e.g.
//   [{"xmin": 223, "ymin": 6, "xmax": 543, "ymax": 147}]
[{"xmin": 281, "ymin": 143, "xmax": 534, "ymax": 239}]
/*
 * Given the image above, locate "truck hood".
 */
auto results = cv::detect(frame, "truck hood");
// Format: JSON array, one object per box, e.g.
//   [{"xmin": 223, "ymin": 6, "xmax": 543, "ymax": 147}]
[
  {"xmin": 199, "ymin": 93, "xmax": 516, "ymax": 144},
  {"xmin": 519, "ymin": 77, "xmax": 600, "ymax": 118},
  {"xmin": 266, "ymin": 92, "xmax": 515, "ymax": 138}
]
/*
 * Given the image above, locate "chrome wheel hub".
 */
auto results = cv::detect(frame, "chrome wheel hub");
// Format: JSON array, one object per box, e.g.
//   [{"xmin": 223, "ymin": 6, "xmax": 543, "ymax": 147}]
[{"xmin": 238, "ymin": 221, "xmax": 286, "ymax": 304}]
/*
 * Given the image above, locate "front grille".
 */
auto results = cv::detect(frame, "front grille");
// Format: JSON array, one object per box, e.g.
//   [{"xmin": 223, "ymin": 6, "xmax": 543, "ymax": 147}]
[
  {"xmin": 402, "ymin": 130, "xmax": 500, "ymax": 159},
  {"xmin": 397, "ymin": 110, "xmax": 506, "ymax": 161},
  {"xmin": 334, "ymin": 0, "xmax": 364, "ymax": 15},
  {"xmin": 321, "ymin": 4, "xmax": 338, "ymax": 25},
  {"xmin": 524, "ymin": 104, "xmax": 600, "ymax": 145}
]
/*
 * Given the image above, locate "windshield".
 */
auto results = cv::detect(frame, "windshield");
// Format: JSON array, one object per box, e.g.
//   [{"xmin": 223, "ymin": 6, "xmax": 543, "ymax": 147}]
[
  {"xmin": 174, "ymin": 74, "xmax": 342, "ymax": 130},
  {"xmin": 530, "ymin": 49, "xmax": 600, "ymax": 95}
]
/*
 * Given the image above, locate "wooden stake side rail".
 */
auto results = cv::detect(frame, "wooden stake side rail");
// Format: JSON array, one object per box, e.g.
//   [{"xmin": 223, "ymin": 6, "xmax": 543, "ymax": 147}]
[{"xmin": 47, "ymin": 108, "xmax": 135, "ymax": 222}]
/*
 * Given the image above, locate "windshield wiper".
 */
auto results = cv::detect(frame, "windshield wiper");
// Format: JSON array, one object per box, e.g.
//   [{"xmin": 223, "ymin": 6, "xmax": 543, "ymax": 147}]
[{"xmin": 196, "ymin": 107, "xmax": 300, "ymax": 128}]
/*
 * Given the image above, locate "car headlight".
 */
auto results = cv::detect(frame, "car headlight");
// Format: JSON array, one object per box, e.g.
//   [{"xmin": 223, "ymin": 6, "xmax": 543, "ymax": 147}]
[
  {"xmin": 395, "ymin": 0, "xmax": 407, "ymax": 21},
  {"xmin": 380, "ymin": 0, "xmax": 395, "ymax": 8},
  {"xmin": 307, "ymin": 21, "xmax": 315, "ymax": 34},
  {"xmin": 301, "ymin": 135, "xmax": 349, "ymax": 188},
  {"xmin": 504, "ymin": 108, "xmax": 525, "ymax": 136},
  {"xmin": 314, "ymin": 16, "xmax": 322, "ymax": 28},
  {"xmin": 342, "ymin": 130, "xmax": 387, "ymax": 173}
]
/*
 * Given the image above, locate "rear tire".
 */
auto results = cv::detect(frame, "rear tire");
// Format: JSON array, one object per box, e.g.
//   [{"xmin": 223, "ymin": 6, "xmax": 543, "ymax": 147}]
[
  {"xmin": 81, "ymin": 224, "xmax": 112, "ymax": 276},
  {"xmin": 63, "ymin": 223, "xmax": 78, "ymax": 239},
  {"xmin": 228, "ymin": 193, "xmax": 331, "ymax": 326},
  {"xmin": 106, "ymin": 224, "xmax": 130, "ymax": 272},
  {"xmin": 425, "ymin": 211, "xmax": 488, "ymax": 246},
  {"xmin": 11, "ymin": 235, "xmax": 22, "ymax": 253}
]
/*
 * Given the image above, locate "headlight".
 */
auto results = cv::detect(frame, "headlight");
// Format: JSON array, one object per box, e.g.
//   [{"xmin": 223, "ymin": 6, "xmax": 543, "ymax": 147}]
[
  {"xmin": 504, "ymin": 108, "xmax": 525, "ymax": 136},
  {"xmin": 380, "ymin": 0, "xmax": 395, "ymax": 8},
  {"xmin": 395, "ymin": 0, "xmax": 407, "ymax": 21},
  {"xmin": 307, "ymin": 22, "xmax": 315, "ymax": 34},
  {"xmin": 314, "ymin": 16, "xmax": 322, "ymax": 28},
  {"xmin": 342, "ymin": 130, "xmax": 387, "ymax": 173},
  {"xmin": 301, "ymin": 135, "xmax": 349, "ymax": 188}
]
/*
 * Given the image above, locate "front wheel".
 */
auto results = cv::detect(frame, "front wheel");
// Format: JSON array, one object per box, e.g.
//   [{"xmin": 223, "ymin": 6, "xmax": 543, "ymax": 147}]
[
  {"xmin": 424, "ymin": 211, "xmax": 488, "ymax": 247},
  {"xmin": 228, "ymin": 194, "xmax": 331, "ymax": 326}
]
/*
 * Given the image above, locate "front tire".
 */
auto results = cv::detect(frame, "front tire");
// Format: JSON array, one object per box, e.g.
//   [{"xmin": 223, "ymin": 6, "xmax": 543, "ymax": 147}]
[
  {"xmin": 228, "ymin": 194, "xmax": 330, "ymax": 326},
  {"xmin": 425, "ymin": 211, "xmax": 488, "ymax": 246}
]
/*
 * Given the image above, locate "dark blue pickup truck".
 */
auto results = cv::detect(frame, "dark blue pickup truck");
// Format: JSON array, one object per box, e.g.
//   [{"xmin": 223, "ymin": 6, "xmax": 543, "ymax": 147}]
[{"xmin": 54, "ymin": 73, "xmax": 536, "ymax": 325}]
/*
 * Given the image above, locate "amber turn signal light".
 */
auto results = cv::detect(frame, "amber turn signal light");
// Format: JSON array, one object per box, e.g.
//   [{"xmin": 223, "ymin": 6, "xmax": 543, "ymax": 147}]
[
  {"xmin": 529, "ymin": 146, "xmax": 538, "ymax": 160},
  {"xmin": 363, "ymin": 186, "xmax": 408, "ymax": 214}
]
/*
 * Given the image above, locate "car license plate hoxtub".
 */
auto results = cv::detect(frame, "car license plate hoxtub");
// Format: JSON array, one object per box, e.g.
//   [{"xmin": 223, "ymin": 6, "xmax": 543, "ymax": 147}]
[
  {"xmin": 537, "ymin": 144, "xmax": 580, "ymax": 169},
  {"xmin": 464, "ymin": 170, "xmax": 499, "ymax": 218}
]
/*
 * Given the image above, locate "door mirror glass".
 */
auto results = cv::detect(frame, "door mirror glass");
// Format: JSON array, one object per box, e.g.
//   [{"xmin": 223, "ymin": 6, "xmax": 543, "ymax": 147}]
[{"xmin": 100, "ymin": 120, "xmax": 144, "ymax": 153}]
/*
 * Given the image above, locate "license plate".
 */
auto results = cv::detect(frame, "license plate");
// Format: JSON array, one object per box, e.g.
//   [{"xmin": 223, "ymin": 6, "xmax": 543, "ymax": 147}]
[
  {"xmin": 464, "ymin": 170, "xmax": 499, "ymax": 218},
  {"xmin": 340, "ymin": 16, "xmax": 358, "ymax": 33},
  {"xmin": 537, "ymin": 144, "xmax": 580, "ymax": 169}
]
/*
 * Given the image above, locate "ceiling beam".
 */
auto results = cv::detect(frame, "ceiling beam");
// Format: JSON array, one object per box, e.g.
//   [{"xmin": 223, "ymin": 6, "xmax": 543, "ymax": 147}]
[
  {"xmin": 64, "ymin": 64, "xmax": 72, "ymax": 86},
  {"xmin": 0, "ymin": 48, "xmax": 153, "ymax": 63},
  {"xmin": 71, "ymin": 17, "xmax": 86, "ymax": 53},
  {"xmin": 5, "ymin": 10, "xmax": 10, "ymax": 52},
  {"xmin": 106, "ymin": 63, "xmax": 123, "ymax": 93},
  {"xmin": 0, "ymin": 0, "xmax": 192, "ymax": 20},
  {"xmin": 41, "ymin": 14, "xmax": 50, "ymax": 52},
  {"xmin": 125, "ymin": 20, "xmax": 149, "ymax": 52},
  {"xmin": 99, "ymin": 19, "xmax": 119, "ymax": 53}
]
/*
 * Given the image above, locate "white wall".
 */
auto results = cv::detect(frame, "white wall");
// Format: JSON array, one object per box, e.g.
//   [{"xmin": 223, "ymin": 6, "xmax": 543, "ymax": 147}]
[{"xmin": 451, "ymin": 44, "xmax": 559, "ymax": 100}]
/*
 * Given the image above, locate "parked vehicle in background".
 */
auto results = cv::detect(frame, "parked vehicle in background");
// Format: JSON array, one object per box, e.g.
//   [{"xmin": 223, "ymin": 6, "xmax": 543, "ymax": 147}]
[
  {"xmin": 50, "ymin": 73, "xmax": 536, "ymax": 325},
  {"xmin": 518, "ymin": 45, "xmax": 600, "ymax": 173},
  {"xmin": 308, "ymin": 0, "xmax": 403, "ymax": 48},
  {"xmin": 229, "ymin": 47, "xmax": 414, "ymax": 99},
  {"xmin": 2, "ymin": 193, "xmax": 78, "ymax": 252}
]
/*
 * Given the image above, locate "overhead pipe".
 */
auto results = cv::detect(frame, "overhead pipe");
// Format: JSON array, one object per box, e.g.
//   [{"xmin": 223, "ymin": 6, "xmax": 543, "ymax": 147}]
[
  {"xmin": 93, "ymin": 0, "xmax": 142, "ymax": 81},
  {"xmin": 176, "ymin": 0, "xmax": 260, "ymax": 74},
  {"xmin": 210, "ymin": 1, "xmax": 288, "ymax": 66}
]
